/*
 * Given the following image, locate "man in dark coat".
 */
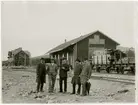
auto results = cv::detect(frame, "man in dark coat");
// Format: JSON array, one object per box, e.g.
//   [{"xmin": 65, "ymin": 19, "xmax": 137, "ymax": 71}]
[
  {"xmin": 71, "ymin": 58, "xmax": 82, "ymax": 95},
  {"xmin": 36, "ymin": 58, "xmax": 46, "ymax": 92},
  {"xmin": 80, "ymin": 58, "xmax": 92, "ymax": 96},
  {"xmin": 59, "ymin": 58, "xmax": 69, "ymax": 93}
]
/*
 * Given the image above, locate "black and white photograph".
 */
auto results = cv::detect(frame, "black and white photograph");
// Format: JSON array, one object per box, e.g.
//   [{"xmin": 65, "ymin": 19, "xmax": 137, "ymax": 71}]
[{"xmin": 1, "ymin": 0, "xmax": 137, "ymax": 103}]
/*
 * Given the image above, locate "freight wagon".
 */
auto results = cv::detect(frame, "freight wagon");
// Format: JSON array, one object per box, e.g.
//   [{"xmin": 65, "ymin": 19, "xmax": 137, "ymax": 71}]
[{"xmin": 91, "ymin": 49, "xmax": 135, "ymax": 75}]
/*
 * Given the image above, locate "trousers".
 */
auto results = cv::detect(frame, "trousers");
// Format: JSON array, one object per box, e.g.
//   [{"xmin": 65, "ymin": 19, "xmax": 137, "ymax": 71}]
[
  {"xmin": 59, "ymin": 77, "xmax": 67, "ymax": 92},
  {"xmin": 82, "ymin": 82, "xmax": 87, "ymax": 96},
  {"xmin": 48, "ymin": 74, "xmax": 56, "ymax": 92},
  {"xmin": 72, "ymin": 83, "xmax": 81, "ymax": 94},
  {"xmin": 37, "ymin": 80, "xmax": 44, "ymax": 92}
]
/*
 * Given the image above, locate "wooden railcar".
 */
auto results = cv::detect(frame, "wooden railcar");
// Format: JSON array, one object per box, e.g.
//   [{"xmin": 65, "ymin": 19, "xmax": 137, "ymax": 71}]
[{"xmin": 91, "ymin": 49, "xmax": 135, "ymax": 75}]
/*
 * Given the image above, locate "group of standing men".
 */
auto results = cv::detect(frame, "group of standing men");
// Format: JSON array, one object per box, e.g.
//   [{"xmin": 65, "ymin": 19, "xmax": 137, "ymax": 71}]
[{"xmin": 36, "ymin": 57, "xmax": 92, "ymax": 96}]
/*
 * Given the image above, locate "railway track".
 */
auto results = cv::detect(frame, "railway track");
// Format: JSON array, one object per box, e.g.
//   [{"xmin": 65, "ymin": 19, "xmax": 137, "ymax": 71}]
[
  {"xmin": 91, "ymin": 75, "xmax": 135, "ymax": 84},
  {"xmin": 3, "ymin": 68, "xmax": 135, "ymax": 85}
]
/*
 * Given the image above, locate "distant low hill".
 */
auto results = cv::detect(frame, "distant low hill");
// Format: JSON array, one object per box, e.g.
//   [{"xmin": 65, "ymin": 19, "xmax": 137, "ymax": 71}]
[
  {"xmin": 31, "ymin": 54, "xmax": 50, "ymax": 59},
  {"xmin": 31, "ymin": 54, "xmax": 50, "ymax": 65}
]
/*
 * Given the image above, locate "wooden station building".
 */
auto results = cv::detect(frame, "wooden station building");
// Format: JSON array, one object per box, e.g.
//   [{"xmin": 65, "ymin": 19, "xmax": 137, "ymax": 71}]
[
  {"xmin": 47, "ymin": 30, "xmax": 120, "ymax": 67},
  {"xmin": 8, "ymin": 47, "xmax": 31, "ymax": 66}
]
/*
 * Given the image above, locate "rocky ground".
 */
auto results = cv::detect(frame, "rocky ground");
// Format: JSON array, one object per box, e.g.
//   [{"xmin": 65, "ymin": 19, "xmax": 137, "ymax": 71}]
[{"xmin": 2, "ymin": 68, "xmax": 135, "ymax": 103}]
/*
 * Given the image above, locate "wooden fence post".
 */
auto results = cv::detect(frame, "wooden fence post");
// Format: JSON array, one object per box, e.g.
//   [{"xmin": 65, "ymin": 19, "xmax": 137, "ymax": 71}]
[
  {"xmin": 101, "ymin": 55, "xmax": 103, "ymax": 65},
  {"xmin": 106, "ymin": 54, "xmax": 107, "ymax": 65},
  {"xmin": 93, "ymin": 56, "xmax": 95, "ymax": 64},
  {"xmin": 97, "ymin": 56, "xmax": 98, "ymax": 65}
]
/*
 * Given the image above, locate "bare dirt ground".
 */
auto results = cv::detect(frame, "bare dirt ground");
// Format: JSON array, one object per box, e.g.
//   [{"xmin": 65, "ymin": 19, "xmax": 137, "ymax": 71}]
[{"xmin": 2, "ymin": 69, "xmax": 135, "ymax": 103}]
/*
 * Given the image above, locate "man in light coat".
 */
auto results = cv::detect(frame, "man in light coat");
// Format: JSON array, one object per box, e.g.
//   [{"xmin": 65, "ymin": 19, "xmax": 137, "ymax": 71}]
[
  {"xmin": 80, "ymin": 58, "xmax": 92, "ymax": 96},
  {"xmin": 47, "ymin": 59, "xmax": 58, "ymax": 93}
]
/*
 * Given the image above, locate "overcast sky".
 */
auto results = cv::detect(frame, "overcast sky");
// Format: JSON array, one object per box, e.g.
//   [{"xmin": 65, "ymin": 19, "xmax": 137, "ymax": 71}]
[{"xmin": 1, "ymin": 1, "xmax": 135, "ymax": 60}]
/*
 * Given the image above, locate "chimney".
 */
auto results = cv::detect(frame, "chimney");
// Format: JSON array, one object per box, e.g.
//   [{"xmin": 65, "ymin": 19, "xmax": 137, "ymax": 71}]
[
  {"xmin": 65, "ymin": 39, "xmax": 67, "ymax": 43},
  {"xmin": 18, "ymin": 47, "xmax": 22, "ymax": 50}
]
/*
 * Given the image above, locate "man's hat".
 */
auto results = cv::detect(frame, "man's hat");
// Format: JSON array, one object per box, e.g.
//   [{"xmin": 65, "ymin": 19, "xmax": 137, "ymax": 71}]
[
  {"xmin": 89, "ymin": 59, "xmax": 92, "ymax": 61},
  {"xmin": 51, "ymin": 58, "xmax": 55, "ymax": 61},
  {"xmin": 51, "ymin": 58, "xmax": 54, "ymax": 60},
  {"xmin": 40, "ymin": 58, "xmax": 45, "ymax": 60},
  {"xmin": 75, "ymin": 58, "xmax": 80, "ymax": 62},
  {"xmin": 84, "ymin": 58, "xmax": 88, "ymax": 61},
  {"xmin": 62, "ymin": 57, "xmax": 66, "ymax": 60}
]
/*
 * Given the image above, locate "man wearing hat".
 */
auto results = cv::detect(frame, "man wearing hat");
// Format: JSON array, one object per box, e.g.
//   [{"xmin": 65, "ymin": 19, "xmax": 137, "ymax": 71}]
[
  {"xmin": 80, "ymin": 58, "xmax": 92, "ymax": 96},
  {"xmin": 36, "ymin": 58, "xmax": 46, "ymax": 92},
  {"xmin": 47, "ymin": 58, "xmax": 58, "ymax": 93},
  {"xmin": 59, "ymin": 57, "xmax": 70, "ymax": 93},
  {"xmin": 71, "ymin": 58, "xmax": 82, "ymax": 95}
]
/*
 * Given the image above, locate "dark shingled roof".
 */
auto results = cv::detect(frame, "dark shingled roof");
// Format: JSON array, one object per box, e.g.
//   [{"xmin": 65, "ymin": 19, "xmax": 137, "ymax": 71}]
[
  {"xmin": 47, "ymin": 30, "xmax": 120, "ymax": 54},
  {"xmin": 24, "ymin": 51, "xmax": 31, "ymax": 57},
  {"xmin": 11, "ymin": 47, "xmax": 30, "ymax": 56},
  {"xmin": 11, "ymin": 47, "xmax": 22, "ymax": 55}
]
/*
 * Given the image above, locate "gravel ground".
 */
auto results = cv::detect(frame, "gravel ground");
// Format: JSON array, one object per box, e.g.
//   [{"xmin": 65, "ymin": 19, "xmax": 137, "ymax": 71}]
[{"xmin": 2, "ymin": 69, "xmax": 135, "ymax": 103}]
